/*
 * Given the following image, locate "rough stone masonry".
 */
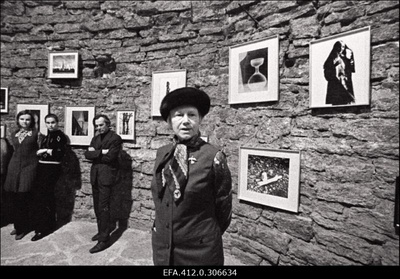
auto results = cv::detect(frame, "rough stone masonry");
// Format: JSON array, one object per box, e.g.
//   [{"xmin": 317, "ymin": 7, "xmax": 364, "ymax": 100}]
[{"xmin": 0, "ymin": 1, "xmax": 398, "ymax": 265}]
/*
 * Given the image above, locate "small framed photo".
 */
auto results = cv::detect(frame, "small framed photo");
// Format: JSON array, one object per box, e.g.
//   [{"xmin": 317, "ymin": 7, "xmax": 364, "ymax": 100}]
[
  {"xmin": 1, "ymin": 124, "xmax": 5, "ymax": 138},
  {"xmin": 309, "ymin": 26, "xmax": 371, "ymax": 108},
  {"xmin": 238, "ymin": 147, "xmax": 301, "ymax": 213},
  {"xmin": 151, "ymin": 69, "xmax": 187, "ymax": 117},
  {"xmin": 65, "ymin": 106, "xmax": 95, "ymax": 146},
  {"xmin": 116, "ymin": 110, "xmax": 135, "ymax": 140},
  {"xmin": 1, "ymin": 87, "xmax": 9, "ymax": 113},
  {"xmin": 16, "ymin": 104, "xmax": 49, "ymax": 135},
  {"xmin": 48, "ymin": 51, "xmax": 79, "ymax": 79},
  {"xmin": 229, "ymin": 35, "xmax": 279, "ymax": 104}
]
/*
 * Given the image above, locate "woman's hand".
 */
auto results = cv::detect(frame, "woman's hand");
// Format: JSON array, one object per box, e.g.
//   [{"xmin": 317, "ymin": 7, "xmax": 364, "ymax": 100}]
[{"xmin": 36, "ymin": 149, "xmax": 48, "ymax": 155}]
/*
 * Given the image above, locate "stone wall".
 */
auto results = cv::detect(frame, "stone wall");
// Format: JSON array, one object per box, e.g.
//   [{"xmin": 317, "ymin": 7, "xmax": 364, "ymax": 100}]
[{"xmin": 1, "ymin": 0, "xmax": 398, "ymax": 265}]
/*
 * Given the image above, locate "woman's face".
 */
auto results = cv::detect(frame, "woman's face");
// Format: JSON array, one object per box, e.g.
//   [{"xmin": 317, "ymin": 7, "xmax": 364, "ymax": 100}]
[
  {"xmin": 168, "ymin": 105, "xmax": 202, "ymax": 141},
  {"xmin": 18, "ymin": 114, "xmax": 32, "ymax": 129},
  {"xmin": 45, "ymin": 117, "xmax": 59, "ymax": 132}
]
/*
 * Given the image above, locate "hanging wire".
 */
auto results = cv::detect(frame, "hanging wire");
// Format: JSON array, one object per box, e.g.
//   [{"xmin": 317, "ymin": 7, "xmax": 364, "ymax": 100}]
[{"xmin": 238, "ymin": 3, "xmax": 260, "ymax": 29}]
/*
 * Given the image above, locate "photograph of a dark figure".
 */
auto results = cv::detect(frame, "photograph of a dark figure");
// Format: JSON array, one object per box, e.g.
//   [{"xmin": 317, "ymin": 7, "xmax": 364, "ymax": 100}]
[
  {"xmin": 309, "ymin": 26, "xmax": 370, "ymax": 108},
  {"xmin": 323, "ymin": 40, "xmax": 355, "ymax": 105}
]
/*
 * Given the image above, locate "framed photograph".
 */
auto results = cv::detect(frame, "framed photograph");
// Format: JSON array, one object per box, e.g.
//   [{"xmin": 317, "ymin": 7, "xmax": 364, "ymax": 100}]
[
  {"xmin": 48, "ymin": 51, "xmax": 79, "ymax": 79},
  {"xmin": 16, "ymin": 104, "xmax": 49, "ymax": 135},
  {"xmin": 1, "ymin": 87, "xmax": 9, "ymax": 113},
  {"xmin": 229, "ymin": 35, "xmax": 279, "ymax": 104},
  {"xmin": 1, "ymin": 124, "xmax": 5, "ymax": 138},
  {"xmin": 238, "ymin": 147, "xmax": 301, "ymax": 213},
  {"xmin": 309, "ymin": 26, "xmax": 371, "ymax": 108},
  {"xmin": 151, "ymin": 69, "xmax": 187, "ymax": 117},
  {"xmin": 395, "ymin": 176, "xmax": 399, "ymax": 235},
  {"xmin": 65, "ymin": 106, "xmax": 95, "ymax": 146},
  {"xmin": 116, "ymin": 110, "xmax": 135, "ymax": 140}
]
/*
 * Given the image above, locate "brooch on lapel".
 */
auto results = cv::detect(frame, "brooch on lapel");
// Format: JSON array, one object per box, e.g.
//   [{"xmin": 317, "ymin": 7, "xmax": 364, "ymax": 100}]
[
  {"xmin": 174, "ymin": 189, "xmax": 181, "ymax": 199},
  {"xmin": 188, "ymin": 156, "xmax": 197, "ymax": 165}
]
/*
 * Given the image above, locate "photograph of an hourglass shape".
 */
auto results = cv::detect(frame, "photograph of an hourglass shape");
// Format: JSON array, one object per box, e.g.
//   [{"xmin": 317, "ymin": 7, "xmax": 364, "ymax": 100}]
[{"xmin": 238, "ymin": 47, "xmax": 268, "ymax": 93}]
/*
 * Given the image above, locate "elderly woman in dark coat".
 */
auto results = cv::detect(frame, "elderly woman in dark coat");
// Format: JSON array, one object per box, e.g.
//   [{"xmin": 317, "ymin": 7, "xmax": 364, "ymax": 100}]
[
  {"xmin": 151, "ymin": 87, "xmax": 232, "ymax": 266},
  {"xmin": 4, "ymin": 110, "xmax": 40, "ymax": 240}
]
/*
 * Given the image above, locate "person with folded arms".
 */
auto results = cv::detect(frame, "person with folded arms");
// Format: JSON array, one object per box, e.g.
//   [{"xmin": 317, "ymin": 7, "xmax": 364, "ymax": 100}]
[{"xmin": 31, "ymin": 113, "xmax": 67, "ymax": 241}]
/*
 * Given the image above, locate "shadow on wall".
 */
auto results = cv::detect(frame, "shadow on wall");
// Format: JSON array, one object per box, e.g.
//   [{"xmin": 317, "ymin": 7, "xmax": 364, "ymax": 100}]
[
  {"xmin": 55, "ymin": 146, "xmax": 81, "ymax": 229},
  {"xmin": 110, "ymin": 149, "xmax": 134, "ymax": 230}
]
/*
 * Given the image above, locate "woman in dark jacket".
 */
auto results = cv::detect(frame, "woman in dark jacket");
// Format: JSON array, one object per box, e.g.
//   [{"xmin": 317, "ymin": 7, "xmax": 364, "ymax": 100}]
[
  {"xmin": 31, "ymin": 113, "xmax": 67, "ymax": 241},
  {"xmin": 151, "ymin": 87, "xmax": 232, "ymax": 266},
  {"xmin": 4, "ymin": 110, "xmax": 39, "ymax": 240}
]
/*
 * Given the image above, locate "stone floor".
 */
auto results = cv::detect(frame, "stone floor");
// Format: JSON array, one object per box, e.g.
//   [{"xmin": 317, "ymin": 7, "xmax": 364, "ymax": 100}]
[{"xmin": 1, "ymin": 220, "xmax": 245, "ymax": 266}]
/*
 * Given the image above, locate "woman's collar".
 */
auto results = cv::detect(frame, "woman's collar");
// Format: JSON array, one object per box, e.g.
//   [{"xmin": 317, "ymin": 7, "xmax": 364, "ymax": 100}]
[{"xmin": 173, "ymin": 132, "xmax": 203, "ymax": 148}]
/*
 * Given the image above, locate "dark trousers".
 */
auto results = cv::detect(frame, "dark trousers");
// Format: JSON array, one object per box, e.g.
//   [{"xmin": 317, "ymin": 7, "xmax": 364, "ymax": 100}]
[
  {"xmin": 32, "ymin": 163, "xmax": 62, "ymax": 233},
  {"xmin": 11, "ymin": 192, "xmax": 32, "ymax": 234},
  {"xmin": 92, "ymin": 180, "xmax": 114, "ymax": 242},
  {"xmin": 1, "ymin": 176, "xmax": 13, "ymax": 226}
]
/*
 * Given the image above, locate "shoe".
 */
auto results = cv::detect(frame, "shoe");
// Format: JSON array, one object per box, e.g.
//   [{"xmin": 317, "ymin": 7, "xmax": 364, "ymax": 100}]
[
  {"xmin": 10, "ymin": 229, "xmax": 17, "ymax": 235},
  {"xmin": 89, "ymin": 241, "xmax": 109, "ymax": 254},
  {"xmin": 91, "ymin": 233, "xmax": 100, "ymax": 241},
  {"xmin": 31, "ymin": 232, "xmax": 49, "ymax": 241},
  {"xmin": 15, "ymin": 232, "xmax": 27, "ymax": 240}
]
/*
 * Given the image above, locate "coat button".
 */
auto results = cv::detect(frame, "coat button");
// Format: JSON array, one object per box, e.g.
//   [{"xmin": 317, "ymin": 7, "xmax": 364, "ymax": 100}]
[
  {"xmin": 166, "ymin": 201, "xmax": 169, "ymax": 207},
  {"xmin": 166, "ymin": 223, "xmax": 169, "ymax": 228}
]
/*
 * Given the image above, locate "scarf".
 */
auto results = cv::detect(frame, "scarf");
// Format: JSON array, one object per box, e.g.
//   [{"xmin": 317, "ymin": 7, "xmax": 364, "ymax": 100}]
[{"xmin": 161, "ymin": 133, "xmax": 204, "ymax": 203}]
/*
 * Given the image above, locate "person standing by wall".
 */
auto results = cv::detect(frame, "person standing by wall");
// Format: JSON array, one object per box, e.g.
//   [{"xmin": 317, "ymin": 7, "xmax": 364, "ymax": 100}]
[
  {"xmin": 151, "ymin": 87, "xmax": 233, "ymax": 266},
  {"xmin": 4, "ymin": 110, "xmax": 39, "ymax": 240},
  {"xmin": 31, "ymin": 113, "xmax": 68, "ymax": 241},
  {"xmin": 84, "ymin": 114, "xmax": 122, "ymax": 254}
]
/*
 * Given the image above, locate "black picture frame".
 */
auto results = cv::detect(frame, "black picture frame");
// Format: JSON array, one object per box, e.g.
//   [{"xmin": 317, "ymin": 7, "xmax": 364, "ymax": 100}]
[{"xmin": 1, "ymin": 87, "xmax": 9, "ymax": 114}]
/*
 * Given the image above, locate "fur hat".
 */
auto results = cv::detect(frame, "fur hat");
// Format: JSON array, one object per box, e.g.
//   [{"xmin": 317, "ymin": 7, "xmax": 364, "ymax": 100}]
[{"xmin": 159, "ymin": 87, "xmax": 210, "ymax": 121}]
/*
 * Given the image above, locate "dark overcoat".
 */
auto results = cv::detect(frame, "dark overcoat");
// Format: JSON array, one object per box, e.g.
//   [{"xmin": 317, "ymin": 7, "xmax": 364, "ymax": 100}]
[
  {"xmin": 84, "ymin": 130, "xmax": 122, "ymax": 186},
  {"xmin": 4, "ymin": 129, "xmax": 39, "ymax": 193},
  {"xmin": 1, "ymin": 138, "xmax": 12, "ymax": 177},
  {"xmin": 151, "ymin": 142, "xmax": 230, "ymax": 266}
]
